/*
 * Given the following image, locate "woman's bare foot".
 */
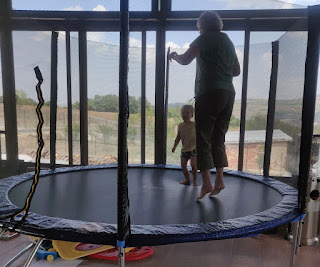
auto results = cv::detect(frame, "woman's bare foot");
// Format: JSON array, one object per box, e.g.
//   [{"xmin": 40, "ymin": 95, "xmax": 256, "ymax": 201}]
[
  {"xmin": 179, "ymin": 180, "xmax": 191, "ymax": 185},
  {"xmin": 197, "ymin": 185, "xmax": 214, "ymax": 200},
  {"xmin": 193, "ymin": 181, "xmax": 199, "ymax": 186},
  {"xmin": 209, "ymin": 186, "xmax": 225, "ymax": 197}
]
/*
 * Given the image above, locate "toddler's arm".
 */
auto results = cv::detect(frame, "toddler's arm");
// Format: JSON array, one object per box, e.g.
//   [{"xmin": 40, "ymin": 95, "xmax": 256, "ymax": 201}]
[{"xmin": 172, "ymin": 133, "xmax": 180, "ymax": 153}]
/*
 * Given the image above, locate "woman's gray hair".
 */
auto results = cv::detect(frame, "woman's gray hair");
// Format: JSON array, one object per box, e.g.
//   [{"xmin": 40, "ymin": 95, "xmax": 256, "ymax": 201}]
[{"xmin": 197, "ymin": 11, "xmax": 223, "ymax": 32}]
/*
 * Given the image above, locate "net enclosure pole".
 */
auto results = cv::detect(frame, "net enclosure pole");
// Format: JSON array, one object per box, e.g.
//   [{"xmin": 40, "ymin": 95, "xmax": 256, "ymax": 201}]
[
  {"xmin": 263, "ymin": 41, "xmax": 279, "ymax": 177},
  {"xmin": 163, "ymin": 47, "xmax": 170, "ymax": 164},
  {"xmin": 0, "ymin": 0, "xmax": 18, "ymax": 168},
  {"xmin": 66, "ymin": 30, "xmax": 73, "ymax": 166},
  {"xmin": 118, "ymin": 0, "xmax": 131, "ymax": 264},
  {"xmin": 50, "ymin": 31, "xmax": 58, "ymax": 169},
  {"xmin": 298, "ymin": 5, "xmax": 320, "ymax": 214},
  {"xmin": 141, "ymin": 31, "xmax": 146, "ymax": 164},
  {"xmin": 154, "ymin": 29, "xmax": 166, "ymax": 164},
  {"xmin": 238, "ymin": 28, "xmax": 250, "ymax": 171},
  {"xmin": 154, "ymin": 0, "xmax": 171, "ymax": 164},
  {"xmin": 79, "ymin": 30, "xmax": 88, "ymax": 166}
]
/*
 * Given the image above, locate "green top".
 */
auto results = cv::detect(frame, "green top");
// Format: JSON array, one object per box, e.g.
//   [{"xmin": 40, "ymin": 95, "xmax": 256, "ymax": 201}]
[{"xmin": 190, "ymin": 31, "xmax": 239, "ymax": 98}]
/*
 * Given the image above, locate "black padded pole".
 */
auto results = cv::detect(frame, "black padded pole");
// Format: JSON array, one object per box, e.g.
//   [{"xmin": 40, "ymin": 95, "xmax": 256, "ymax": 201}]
[
  {"xmin": 66, "ymin": 31, "xmax": 73, "ymax": 166},
  {"xmin": 152, "ymin": 0, "xmax": 159, "ymax": 11},
  {"xmin": 238, "ymin": 29, "xmax": 250, "ymax": 171},
  {"xmin": 298, "ymin": 5, "xmax": 320, "ymax": 214},
  {"xmin": 50, "ymin": 31, "xmax": 58, "ymax": 169},
  {"xmin": 163, "ymin": 47, "xmax": 170, "ymax": 164},
  {"xmin": 117, "ymin": 0, "xmax": 131, "ymax": 245},
  {"xmin": 0, "ymin": 0, "xmax": 18, "ymax": 168},
  {"xmin": 79, "ymin": 30, "xmax": 88, "ymax": 166},
  {"xmin": 154, "ymin": 28, "xmax": 166, "ymax": 164},
  {"xmin": 263, "ymin": 41, "xmax": 279, "ymax": 177},
  {"xmin": 141, "ymin": 31, "xmax": 146, "ymax": 164}
]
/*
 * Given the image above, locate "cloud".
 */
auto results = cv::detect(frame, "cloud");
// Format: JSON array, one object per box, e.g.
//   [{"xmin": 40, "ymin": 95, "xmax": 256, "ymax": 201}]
[
  {"xmin": 165, "ymin": 41, "xmax": 191, "ymax": 49},
  {"xmin": 183, "ymin": 43, "xmax": 191, "ymax": 49},
  {"xmin": 262, "ymin": 51, "xmax": 272, "ymax": 65},
  {"xmin": 166, "ymin": 41, "xmax": 181, "ymax": 49},
  {"xmin": 281, "ymin": 0, "xmax": 314, "ymax": 5},
  {"xmin": 130, "ymin": 37, "xmax": 141, "ymax": 47},
  {"xmin": 87, "ymin": 32, "xmax": 107, "ymax": 43},
  {"xmin": 62, "ymin": 5, "xmax": 83, "ymax": 11},
  {"xmin": 214, "ymin": 0, "xmax": 298, "ymax": 9},
  {"xmin": 29, "ymin": 32, "xmax": 50, "ymax": 42},
  {"xmin": 93, "ymin": 5, "xmax": 107, "ymax": 11}
]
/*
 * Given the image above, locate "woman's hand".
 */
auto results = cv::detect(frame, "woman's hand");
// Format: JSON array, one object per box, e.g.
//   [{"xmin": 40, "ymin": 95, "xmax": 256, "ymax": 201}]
[
  {"xmin": 169, "ymin": 52, "xmax": 178, "ymax": 62},
  {"xmin": 169, "ymin": 46, "xmax": 199, "ymax": 65}
]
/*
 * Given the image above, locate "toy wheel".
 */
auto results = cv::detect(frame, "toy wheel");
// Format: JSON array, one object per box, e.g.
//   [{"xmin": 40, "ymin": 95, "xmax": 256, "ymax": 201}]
[{"xmin": 47, "ymin": 254, "xmax": 54, "ymax": 261}]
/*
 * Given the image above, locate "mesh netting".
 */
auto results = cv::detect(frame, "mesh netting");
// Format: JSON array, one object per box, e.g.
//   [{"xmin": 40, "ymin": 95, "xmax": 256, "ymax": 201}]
[
  {"xmin": 0, "ymin": 23, "xmax": 312, "ymax": 174},
  {"xmin": 272, "ymin": 31, "xmax": 308, "ymax": 176},
  {"xmin": 12, "ymin": 31, "xmax": 52, "ymax": 164},
  {"xmin": 242, "ymin": 40, "xmax": 273, "ymax": 175},
  {"xmin": 0, "ymin": 31, "xmax": 158, "ymax": 165}
]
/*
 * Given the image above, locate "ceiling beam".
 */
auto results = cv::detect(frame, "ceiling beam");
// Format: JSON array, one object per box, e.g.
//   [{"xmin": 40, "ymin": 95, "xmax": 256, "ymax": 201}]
[{"xmin": 1, "ymin": 9, "xmax": 308, "ymax": 32}]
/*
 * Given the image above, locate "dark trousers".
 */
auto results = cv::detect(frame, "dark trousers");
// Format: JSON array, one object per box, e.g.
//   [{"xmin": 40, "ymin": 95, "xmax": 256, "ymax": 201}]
[{"xmin": 195, "ymin": 89, "xmax": 235, "ymax": 171}]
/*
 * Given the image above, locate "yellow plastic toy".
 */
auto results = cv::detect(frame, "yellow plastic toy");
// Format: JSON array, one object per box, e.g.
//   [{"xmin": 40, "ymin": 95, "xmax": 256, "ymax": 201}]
[{"xmin": 29, "ymin": 236, "xmax": 133, "ymax": 260}]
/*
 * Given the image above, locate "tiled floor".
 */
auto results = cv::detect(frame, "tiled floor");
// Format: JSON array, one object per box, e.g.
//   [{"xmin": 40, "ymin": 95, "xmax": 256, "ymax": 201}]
[{"xmin": 1, "ymin": 233, "xmax": 320, "ymax": 267}]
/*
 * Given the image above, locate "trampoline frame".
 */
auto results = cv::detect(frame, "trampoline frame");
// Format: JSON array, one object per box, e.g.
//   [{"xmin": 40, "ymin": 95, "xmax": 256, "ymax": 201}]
[{"xmin": 0, "ymin": 165, "xmax": 299, "ymax": 247}]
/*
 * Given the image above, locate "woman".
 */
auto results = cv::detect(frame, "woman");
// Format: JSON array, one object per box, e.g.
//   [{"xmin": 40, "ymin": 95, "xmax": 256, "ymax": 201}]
[{"xmin": 169, "ymin": 11, "xmax": 241, "ymax": 200}]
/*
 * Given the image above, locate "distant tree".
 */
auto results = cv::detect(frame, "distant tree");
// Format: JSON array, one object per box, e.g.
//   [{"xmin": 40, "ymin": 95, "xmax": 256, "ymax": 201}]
[
  {"xmin": 274, "ymin": 120, "xmax": 300, "ymax": 138},
  {"xmin": 73, "ymin": 94, "xmax": 154, "ymax": 115},
  {"xmin": 128, "ymin": 126, "xmax": 137, "ymax": 143},
  {"xmin": 98, "ymin": 122, "xmax": 114, "ymax": 147},
  {"xmin": 168, "ymin": 106, "xmax": 181, "ymax": 121},
  {"xmin": 167, "ymin": 123, "xmax": 176, "ymax": 139},
  {"xmin": 63, "ymin": 123, "xmax": 80, "ymax": 141},
  {"xmin": 229, "ymin": 115, "xmax": 240, "ymax": 129},
  {"xmin": 73, "ymin": 101, "xmax": 80, "ymax": 110},
  {"xmin": 246, "ymin": 114, "xmax": 267, "ymax": 130},
  {"xmin": 145, "ymin": 98, "xmax": 154, "ymax": 116},
  {"xmin": 16, "ymin": 89, "xmax": 37, "ymax": 106},
  {"xmin": 129, "ymin": 96, "xmax": 139, "ymax": 114},
  {"xmin": 246, "ymin": 113, "xmax": 300, "ymax": 138}
]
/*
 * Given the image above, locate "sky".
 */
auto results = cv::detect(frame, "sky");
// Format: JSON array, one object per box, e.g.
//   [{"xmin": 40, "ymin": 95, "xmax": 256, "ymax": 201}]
[{"xmin": 4, "ymin": 0, "xmax": 320, "ymax": 106}]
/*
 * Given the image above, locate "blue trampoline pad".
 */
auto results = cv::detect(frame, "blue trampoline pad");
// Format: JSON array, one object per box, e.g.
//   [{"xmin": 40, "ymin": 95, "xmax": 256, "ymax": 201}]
[{"xmin": 0, "ymin": 165, "xmax": 299, "ymax": 247}]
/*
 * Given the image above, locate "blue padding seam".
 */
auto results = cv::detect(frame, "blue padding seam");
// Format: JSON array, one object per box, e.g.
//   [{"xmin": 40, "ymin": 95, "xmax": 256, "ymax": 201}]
[
  {"xmin": 291, "ymin": 214, "xmax": 306, "ymax": 223},
  {"xmin": 117, "ymin": 240, "xmax": 125, "ymax": 248}
]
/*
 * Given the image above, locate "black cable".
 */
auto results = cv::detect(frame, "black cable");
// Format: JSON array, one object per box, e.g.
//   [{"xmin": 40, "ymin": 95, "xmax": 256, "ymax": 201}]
[{"xmin": 4, "ymin": 66, "xmax": 44, "ymax": 222}]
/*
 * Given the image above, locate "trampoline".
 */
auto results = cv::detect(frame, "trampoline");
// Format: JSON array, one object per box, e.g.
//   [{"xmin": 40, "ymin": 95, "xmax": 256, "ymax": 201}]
[{"xmin": 0, "ymin": 165, "xmax": 299, "ymax": 247}]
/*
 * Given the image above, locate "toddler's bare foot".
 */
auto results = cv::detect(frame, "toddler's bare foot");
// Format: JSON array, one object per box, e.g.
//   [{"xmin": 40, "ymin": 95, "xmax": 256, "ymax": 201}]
[
  {"xmin": 193, "ymin": 181, "xmax": 199, "ymax": 186},
  {"xmin": 197, "ymin": 185, "xmax": 214, "ymax": 200},
  {"xmin": 179, "ymin": 180, "xmax": 191, "ymax": 185},
  {"xmin": 209, "ymin": 186, "xmax": 225, "ymax": 197}
]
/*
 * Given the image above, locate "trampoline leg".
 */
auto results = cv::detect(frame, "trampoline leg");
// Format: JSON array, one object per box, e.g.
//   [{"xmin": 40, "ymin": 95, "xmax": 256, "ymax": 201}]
[
  {"xmin": 118, "ymin": 247, "xmax": 125, "ymax": 267},
  {"xmin": 23, "ymin": 237, "xmax": 44, "ymax": 267},
  {"xmin": 4, "ymin": 243, "xmax": 34, "ymax": 267},
  {"xmin": 290, "ymin": 220, "xmax": 302, "ymax": 267}
]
